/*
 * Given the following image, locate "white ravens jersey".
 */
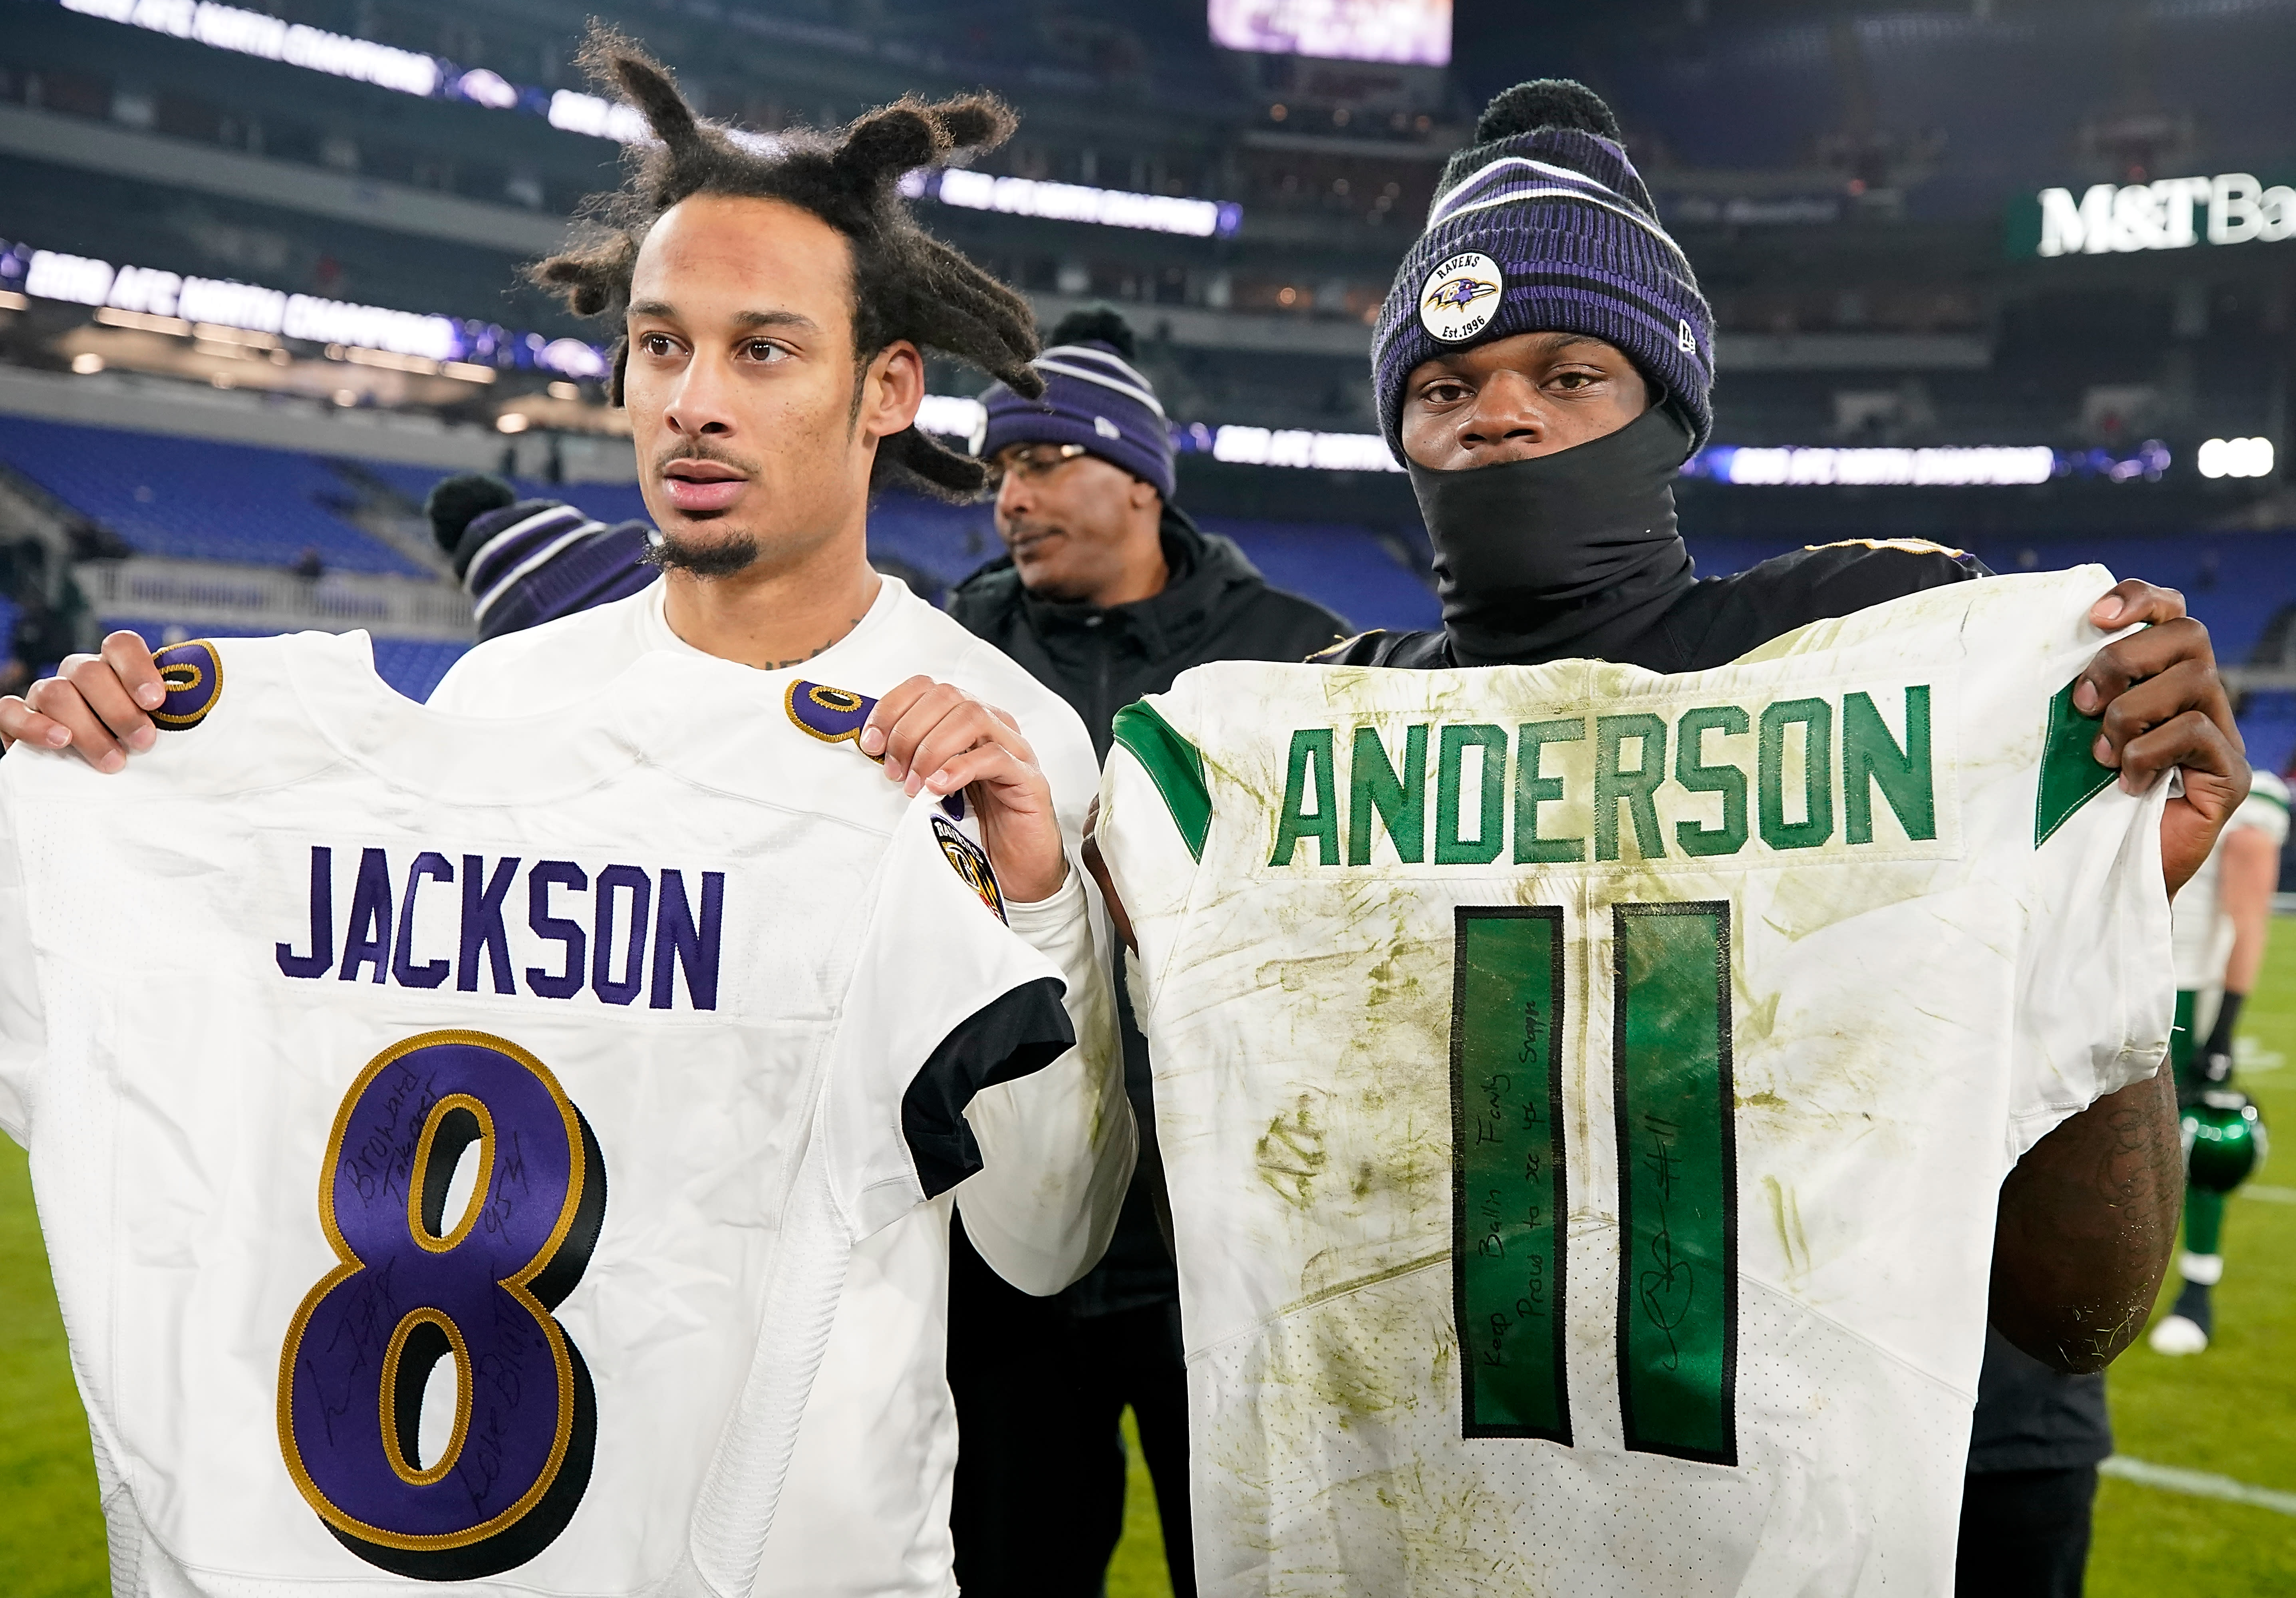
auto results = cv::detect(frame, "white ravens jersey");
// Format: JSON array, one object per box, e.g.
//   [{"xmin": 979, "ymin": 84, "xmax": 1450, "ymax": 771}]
[
  {"xmin": 2171, "ymin": 767, "xmax": 2288, "ymax": 994},
  {"xmin": 1094, "ymin": 566, "xmax": 2170, "ymax": 1597},
  {"xmin": 0, "ymin": 632, "xmax": 1070, "ymax": 1597}
]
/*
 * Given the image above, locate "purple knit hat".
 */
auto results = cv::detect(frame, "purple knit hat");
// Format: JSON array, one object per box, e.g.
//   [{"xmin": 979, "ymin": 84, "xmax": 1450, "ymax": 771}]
[
  {"xmin": 1372, "ymin": 81, "xmax": 1714, "ymax": 463},
  {"xmin": 972, "ymin": 306, "xmax": 1176, "ymax": 499}
]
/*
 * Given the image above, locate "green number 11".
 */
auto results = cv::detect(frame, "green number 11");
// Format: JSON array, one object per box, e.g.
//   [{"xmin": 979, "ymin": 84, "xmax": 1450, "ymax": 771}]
[{"xmin": 1450, "ymin": 902, "xmax": 1738, "ymax": 1467}]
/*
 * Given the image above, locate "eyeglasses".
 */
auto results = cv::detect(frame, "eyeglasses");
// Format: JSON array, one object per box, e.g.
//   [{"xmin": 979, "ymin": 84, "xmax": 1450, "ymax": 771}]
[{"xmin": 985, "ymin": 442, "xmax": 1089, "ymax": 488}]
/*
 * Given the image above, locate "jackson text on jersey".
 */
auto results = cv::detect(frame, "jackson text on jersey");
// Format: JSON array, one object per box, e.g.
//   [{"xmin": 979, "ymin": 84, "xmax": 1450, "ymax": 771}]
[{"xmin": 274, "ymin": 847, "xmax": 726, "ymax": 1010}]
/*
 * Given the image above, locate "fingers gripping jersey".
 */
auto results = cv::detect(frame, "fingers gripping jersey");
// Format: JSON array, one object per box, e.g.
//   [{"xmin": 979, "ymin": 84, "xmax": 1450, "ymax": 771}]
[
  {"xmin": 1095, "ymin": 568, "xmax": 2171, "ymax": 1598},
  {"xmin": 0, "ymin": 633, "xmax": 1071, "ymax": 1598}
]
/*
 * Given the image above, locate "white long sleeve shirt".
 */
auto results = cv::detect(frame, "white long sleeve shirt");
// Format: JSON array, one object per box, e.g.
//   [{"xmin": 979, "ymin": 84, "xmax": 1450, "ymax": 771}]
[{"xmin": 428, "ymin": 574, "xmax": 1134, "ymax": 1596}]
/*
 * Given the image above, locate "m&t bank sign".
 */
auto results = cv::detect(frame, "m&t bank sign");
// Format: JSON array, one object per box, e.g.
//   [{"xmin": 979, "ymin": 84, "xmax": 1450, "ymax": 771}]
[{"xmin": 2016, "ymin": 173, "xmax": 2296, "ymax": 256}]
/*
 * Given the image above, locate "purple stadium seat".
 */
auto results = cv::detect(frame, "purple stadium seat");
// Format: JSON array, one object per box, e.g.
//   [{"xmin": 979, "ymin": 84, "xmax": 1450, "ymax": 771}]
[{"xmin": 0, "ymin": 416, "xmax": 428, "ymax": 577}]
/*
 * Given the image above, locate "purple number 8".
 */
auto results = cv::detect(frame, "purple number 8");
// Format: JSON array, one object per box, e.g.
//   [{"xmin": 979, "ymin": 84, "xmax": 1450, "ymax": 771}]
[{"xmin": 278, "ymin": 1030, "xmax": 606, "ymax": 1579}]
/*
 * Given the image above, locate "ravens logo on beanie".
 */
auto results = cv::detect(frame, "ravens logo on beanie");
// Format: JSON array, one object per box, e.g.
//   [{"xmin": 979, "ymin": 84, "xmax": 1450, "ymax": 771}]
[{"xmin": 1371, "ymin": 80, "xmax": 1715, "ymax": 463}]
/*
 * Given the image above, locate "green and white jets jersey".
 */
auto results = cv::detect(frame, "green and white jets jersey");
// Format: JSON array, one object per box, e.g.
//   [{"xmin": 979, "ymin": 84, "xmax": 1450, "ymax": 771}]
[{"xmin": 1095, "ymin": 566, "xmax": 2171, "ymax": 1598}]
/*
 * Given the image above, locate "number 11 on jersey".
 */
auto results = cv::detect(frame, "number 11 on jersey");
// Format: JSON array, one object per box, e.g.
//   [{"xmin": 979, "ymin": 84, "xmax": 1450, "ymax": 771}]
[{"xmin": 1451, "ymin": 902, "xmax": 1739, "ymax": 1466}]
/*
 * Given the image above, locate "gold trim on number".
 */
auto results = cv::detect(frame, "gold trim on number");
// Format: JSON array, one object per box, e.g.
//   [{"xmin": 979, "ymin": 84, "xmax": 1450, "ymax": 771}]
[
  {"xmin": 407, "ymin": 1091, "xmax": 495, "ymax": 1254},
  {"xmin": 276, "ymin": 1028, "xmax": 588, "ymax": 1553},
  {"xmin": 378, "ymin": 1308, "xmax": 474, "ymax": 1487}
]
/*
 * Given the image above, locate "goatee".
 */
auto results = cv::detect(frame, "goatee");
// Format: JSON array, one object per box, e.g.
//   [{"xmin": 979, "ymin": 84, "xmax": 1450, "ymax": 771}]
[{"xmin": 646, "ymin": 527, "xmax": 761, "ymax": 578}]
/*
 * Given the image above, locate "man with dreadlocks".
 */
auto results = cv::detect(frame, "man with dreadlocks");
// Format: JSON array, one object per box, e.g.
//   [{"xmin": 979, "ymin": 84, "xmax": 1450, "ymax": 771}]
[{"xmin": 2, "ymin": 33, "xmax": 1134, "ymax": 1598}]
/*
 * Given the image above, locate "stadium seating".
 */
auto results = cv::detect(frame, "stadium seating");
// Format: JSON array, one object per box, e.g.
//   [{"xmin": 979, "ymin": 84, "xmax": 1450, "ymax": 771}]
[
  {"xmin": 860, "ymin": 490, "xmax": 1444, "ymax": 633},
  {"xmin": 1197, "ymin": 515, "xmax": 1439, "ymax": 634},
  {"xmin": 21, "ymin": 416, "xmax": 2294, "ymax": 722},
  {"xmin": 100, "ymin": 616, "xmax": 469, "ymax": 703},
  {"xmin": 1598, "ymin": 22, "xmax": 1845, "ymax": 172},
  {"xmin": 1681, "ymin": 525, "xmax": 2296, "ymax": 671},
  {"xmin": 0, "ymin": 416, "xmax": 428, "ymax": 577}
]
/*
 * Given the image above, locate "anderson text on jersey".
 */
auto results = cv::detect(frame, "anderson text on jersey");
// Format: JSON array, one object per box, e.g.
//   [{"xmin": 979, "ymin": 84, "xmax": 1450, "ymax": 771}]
[
  {"xmin": 276, "ymin": 846, "xmax": 725, "ymax": 1010},
  {"xmin": 1267, "ymin": 685, "xmax": 1952, "ymax": 870}
]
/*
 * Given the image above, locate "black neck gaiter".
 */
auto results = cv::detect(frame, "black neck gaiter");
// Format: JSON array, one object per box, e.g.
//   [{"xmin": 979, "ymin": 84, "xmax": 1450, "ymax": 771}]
[{"xmin": 1407, "ymin": 405, "xmax": 1699, "ymax": 668}]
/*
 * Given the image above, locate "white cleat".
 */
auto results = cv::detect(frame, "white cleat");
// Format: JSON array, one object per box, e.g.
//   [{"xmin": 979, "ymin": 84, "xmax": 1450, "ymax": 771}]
[{"xmin": 2149, "ymin": 1314, "xmax": 2210, "ymax": 1356}]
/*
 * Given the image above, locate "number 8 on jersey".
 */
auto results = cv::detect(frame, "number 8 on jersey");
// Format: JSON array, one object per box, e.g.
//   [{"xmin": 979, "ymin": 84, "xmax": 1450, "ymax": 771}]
[{"xmin": 278, "ymin": 1030, "xmax": 608, "ymax": 1579}]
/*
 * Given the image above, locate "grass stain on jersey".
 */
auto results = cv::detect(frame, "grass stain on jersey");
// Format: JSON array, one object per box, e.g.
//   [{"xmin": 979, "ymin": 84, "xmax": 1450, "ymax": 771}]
[
  {"xmin": 1257, "ymin": 1092, "xmax": 1330, "ymax": 1209},
  {"xmin": 1764, "ymin": 1175, "xmax": 1815, "ymax": 1291}
]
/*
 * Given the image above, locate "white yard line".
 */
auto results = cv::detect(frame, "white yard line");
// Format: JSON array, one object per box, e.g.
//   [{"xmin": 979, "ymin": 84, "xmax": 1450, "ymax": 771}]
[
  {"xmin": 2101, "ymin": 1457, "xmax": 2296, "ymax": 1516},
  {"xmin": 2240, "ymin": 1185, "xmax": 2296, "ymax": 1205}
]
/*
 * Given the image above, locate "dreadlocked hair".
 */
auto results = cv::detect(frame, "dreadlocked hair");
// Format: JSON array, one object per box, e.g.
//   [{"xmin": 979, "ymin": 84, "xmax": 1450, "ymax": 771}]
[{"xmin": 531, "ymin": 26, "xmax": 1043, "ymax": 500}]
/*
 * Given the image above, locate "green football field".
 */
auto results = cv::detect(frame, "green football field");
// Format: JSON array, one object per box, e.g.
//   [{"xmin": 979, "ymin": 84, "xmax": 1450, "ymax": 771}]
[{"xmin": 10, "ymin": 940, "xmax": 2296, "ymax": 1593}]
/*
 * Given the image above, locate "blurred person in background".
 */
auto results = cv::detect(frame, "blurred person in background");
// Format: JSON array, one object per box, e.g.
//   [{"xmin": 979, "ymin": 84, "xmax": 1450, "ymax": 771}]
[
  {"xmin": 945, "ymin": 304, "xmax": 1345, "ymax": 1598},
  {"xmin": 2149, "ymin": 763, "xmax": 2289, "ymax": 1356},
  {"xmin": 423, "ymin": 472, "xmax": 654, "ymax": 643}
]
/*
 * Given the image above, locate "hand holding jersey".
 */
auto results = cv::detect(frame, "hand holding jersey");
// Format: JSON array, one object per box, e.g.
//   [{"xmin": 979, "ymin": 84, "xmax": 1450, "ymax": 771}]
[
  {"xmin": 1094, "ymin": 568, "xmax": 2172, "ymax": 1595},
  {"xmin": 2063, "ymin": 586, "xmax": 2252, "ymax": 897},
  {"xmin": 863, "ymin": 674, "xmax": 1069, "ymax": 903},
  {"xmin": 0, "ymin": 632, "xmax": 1075, "ymax": 1595}
]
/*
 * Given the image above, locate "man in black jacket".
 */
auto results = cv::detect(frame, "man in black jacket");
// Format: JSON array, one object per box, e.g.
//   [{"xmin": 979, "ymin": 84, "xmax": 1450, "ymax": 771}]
[
  {"xmin": 950, "ymin": 308, "xmax": 1346, "ymax": 751},
  {"xmin": 944, "ymin": 306, "xmax": 1343, "ymax": 1598}
]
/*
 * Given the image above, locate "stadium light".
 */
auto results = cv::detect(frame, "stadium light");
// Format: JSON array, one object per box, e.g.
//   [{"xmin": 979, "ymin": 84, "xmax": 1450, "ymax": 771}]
[
  {"xmin": 547, "ymin": 90, "xmax": 653, "ymax": 145},
  {"xmin": 453, "ymin": 68, "xmax": 519, "ymax": 110},
  {"xmin": 912, "ymin": 399, "xmax": 1402, "ymax": 473},
  {"xmin": 1702, "ymin": 446, "xmax": 2056, "ymax": 487},
  {"xmin": 913, "ymin": 395, "xmax": 987, "ymax": 441},
  {"xmin": 2197, "ymin": 437, "xmax": 2276, "ymax": 479},
  {"xmin": 1204, "ymin": 425, "xmax": 1402, "ymax": 472},
  {"xmin": 4, "ymin": 238, "xmax": 612, "ymax": 377},
  {"xmin": 1208, "ymin": 0, "xmax": 1453, "ymax": 67},
  {"xmin": 922, "ymin": 170, "xmax": 1243, "ymax": 240},
  {"xmin": 1683, "ymin": 443, "xmax": 2171, "ymax": 487},
  {"xmin": 48, "ymin": 0, "xmax": 1255, "ymax": 237},
  {"xmin": 60, "ymin": 0, "xmax": 440, "ymax": 96}
]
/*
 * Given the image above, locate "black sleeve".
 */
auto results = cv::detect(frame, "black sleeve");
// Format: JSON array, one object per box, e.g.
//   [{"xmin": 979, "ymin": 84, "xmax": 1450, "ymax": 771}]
[
  {"xmin": 900, "ymin": 976, "xmax": 1075, "ymax": 1198},
  {"xmin": 1256, "ymin": 591, "xmax": 1356, "ymax": 661},
  {"xmin": 1669, "ymin": 541, "xmax": 1989, "ymax": 669},
  {"xmin": 1307, "ymin": 628, "xmax": 1452, "ymax": 668}
]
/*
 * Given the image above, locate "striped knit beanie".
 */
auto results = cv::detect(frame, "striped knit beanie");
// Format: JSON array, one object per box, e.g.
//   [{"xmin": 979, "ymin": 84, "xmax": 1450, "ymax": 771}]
[
  {"xmin": 1371, "ymin": 81, "xmax": 1714, "ymax": 462},
  {"xmin": 973, "ymin": 306, "xmax": 1176, "ymax": 500}
]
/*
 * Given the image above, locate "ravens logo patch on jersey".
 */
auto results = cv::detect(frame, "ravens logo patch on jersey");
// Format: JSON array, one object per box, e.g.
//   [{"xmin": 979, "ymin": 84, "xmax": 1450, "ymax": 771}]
[
  {"xmin": 150, "ymin": 640, "xmax": 224, "ymax": 730},
  {"xmin": 785, "ymin": 680, "xmax": 884, "ymax": 762},
  {"xmin": 932, "ymin": 815, "xmax": 1005, "ymax": 923}
]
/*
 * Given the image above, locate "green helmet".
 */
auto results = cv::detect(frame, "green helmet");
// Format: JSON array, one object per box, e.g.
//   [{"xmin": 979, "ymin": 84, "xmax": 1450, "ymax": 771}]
[{"xmin": 2183, "ymin": 1089, "xmax": 2267, "ymax": 1195}]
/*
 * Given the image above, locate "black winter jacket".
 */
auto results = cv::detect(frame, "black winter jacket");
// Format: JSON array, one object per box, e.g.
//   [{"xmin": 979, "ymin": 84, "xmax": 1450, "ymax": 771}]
[
  {"xmin": 949, "ymin": 506, "xmax": 1349, "ymax": 1316},
  {"xmin": 950, "ymin": 507, "xmax": 1351, "ymax": 763}
]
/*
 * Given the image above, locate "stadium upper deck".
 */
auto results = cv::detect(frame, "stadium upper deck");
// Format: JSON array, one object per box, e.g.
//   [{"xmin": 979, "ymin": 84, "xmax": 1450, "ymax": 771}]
[{"xmin": 0, "ymin": 0, "xmax": 2290, "ymax": 671}]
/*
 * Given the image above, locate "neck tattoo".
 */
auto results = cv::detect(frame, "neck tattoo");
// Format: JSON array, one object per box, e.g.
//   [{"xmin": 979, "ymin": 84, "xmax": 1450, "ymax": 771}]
[{"xmin": 765, "ymin": 618, "xmax": 865, "ymax": 671}]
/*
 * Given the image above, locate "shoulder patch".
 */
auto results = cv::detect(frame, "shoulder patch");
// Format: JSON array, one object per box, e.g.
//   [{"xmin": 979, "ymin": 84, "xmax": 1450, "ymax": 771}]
[
  {"xmin": 151, "ymin": 640, "xmax": 224, "ymax": 730},
  {"xmin": 785, "ymin": 680, "xmax": 883, "ymax": 761},
  {"xmin": 932, "ymin": 815, "xmax": 1005, "ymax": 922},
  {"xmin": 1801, "ymin": 537, "xmax": 1970, "ymax": 560}
]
